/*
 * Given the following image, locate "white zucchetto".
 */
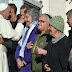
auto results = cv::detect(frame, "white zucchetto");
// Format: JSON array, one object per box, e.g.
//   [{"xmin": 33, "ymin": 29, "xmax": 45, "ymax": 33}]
[{"xmin": 0, "ymin": 3, "xmax": 8, "ymax": 11}]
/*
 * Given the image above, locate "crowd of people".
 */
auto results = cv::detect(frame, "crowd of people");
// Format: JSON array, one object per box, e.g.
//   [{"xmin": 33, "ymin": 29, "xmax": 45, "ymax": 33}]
[{"xmin": 0, "ymin": 2, "xmax": 72, "ymax": 72}]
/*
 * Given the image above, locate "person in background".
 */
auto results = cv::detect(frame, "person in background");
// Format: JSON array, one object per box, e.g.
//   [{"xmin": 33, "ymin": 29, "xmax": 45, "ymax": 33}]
[
  {"xmin": 0, "ymin": 3, "xmax": 24, "ymax": 72},
  {"xmin": 41, "ymin": 16, "xmax": 71, "ymax": 72},
  {"xmin": 9, "ymin": 3, "xmax": 19, "ymax": 28},
  {"xmin": 27, "ymin": 14, "xmax": 52, "ymax": 72},
  {"xmin": 66, "ymin": 9, "xmax": 72, "ymax": 72},
  {"xmin": 0, "ymin": 4, "xmax": 29, "ymax": 72},
  {"xmin": 17, "ymin": 4, "xmax": 29, "ymax": 27},
  {"xmin": 15, "ymin": 8, "xmax": 39, "ymax": 72},
  {"xmin": 20, "ymin": 5, "xmax": 29, "ymax": 19},
  {"xmin": 5, "ymin": 3, "xmax": 19, "ymax": 72}
]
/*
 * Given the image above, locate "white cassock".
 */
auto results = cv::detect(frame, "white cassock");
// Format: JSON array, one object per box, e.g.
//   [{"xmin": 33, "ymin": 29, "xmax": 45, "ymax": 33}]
[{"xmin": 0, "ymin": 14, "xmax": 24, "ymax": 72}]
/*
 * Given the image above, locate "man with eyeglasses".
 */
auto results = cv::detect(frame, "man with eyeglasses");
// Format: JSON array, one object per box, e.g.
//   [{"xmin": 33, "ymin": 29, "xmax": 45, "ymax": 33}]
[{"xmin": 26, "ymin": 14, "xmax": 52, "ymax": 72}]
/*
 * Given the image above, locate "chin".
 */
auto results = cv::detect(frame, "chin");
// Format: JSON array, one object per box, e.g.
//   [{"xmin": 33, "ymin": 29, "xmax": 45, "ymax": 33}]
[
  {"xmin": 38, "ymin": 27, "xmax": 41, "ymax": 30},
  {"xmin": 50, "ymin": 32, "xmax": 52, "ymax": 36},
  {"xmin": 26, "ymin": 23, "xmax": 30, "ymax": 26}
]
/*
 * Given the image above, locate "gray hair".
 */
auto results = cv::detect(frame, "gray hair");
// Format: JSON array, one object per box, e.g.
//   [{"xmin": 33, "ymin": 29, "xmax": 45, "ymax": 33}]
[
  {"xmin": 40, "ymin": 14, "xmax": 52, "ymax": 24},
  {"xmin": 66, "ymin": 9, "xmax": 72, "ymax": 17},
  {"xmin": 24, "ymin": 8, "xmax": 39, "ymax": 20}
]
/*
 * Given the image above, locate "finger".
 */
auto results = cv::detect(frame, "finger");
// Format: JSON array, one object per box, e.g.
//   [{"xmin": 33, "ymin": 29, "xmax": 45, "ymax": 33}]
[
  {"xmin": 36, "ymin": 46, "xmax": 39, "ymax": 49},
  {"xmin": 31, "ymin": 44, "xmax": 33, "ymax": 46},
  {"xmin": 36, "ymin": 46, "xmax": 38, "ymax": 50},
  {"xmin": 45, "ymin": 64, "xmax": 48, "ymax": 67},
  {"xmin": 30, "ymin": 41, "xmax": 32, "ymax": 43},
  {"xmin": 46, "ymin": 68, "xmax": 51, "ymax": 72},
  {"xmin": 18, "ymin": 66, "xmax": 21, "ymax": 69},
  {"xmin": 44, "ymin": 64, "xmax": 48, "ymax": 69}
]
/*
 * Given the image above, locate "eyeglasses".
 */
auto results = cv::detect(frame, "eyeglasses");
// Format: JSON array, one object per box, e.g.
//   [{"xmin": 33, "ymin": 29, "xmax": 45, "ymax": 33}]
[{"xmin": 38, "ymin": 20, "xmax": 48, "ymax": 23}]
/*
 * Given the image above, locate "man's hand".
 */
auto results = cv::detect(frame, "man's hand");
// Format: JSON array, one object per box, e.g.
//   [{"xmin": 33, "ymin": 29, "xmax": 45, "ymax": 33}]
[
  {"xmin": 26, "ymin": 41, "xmax": 33, "ymax": 49},
  {"xmin": 18, "ymin": 18, "xmax": 25, "ymax": 24},
  {"xmin": 44, "ymin": 64, "xmax": 51, "ymax": 72},
  {"xmin": 17, "ymin": 58, "xmax": 24, "ymax": 69},
  {"xmin": 36, "ymin": 46, "xmax": 47, "ymax": 55},
  {"xmin": 0, "ymin": 38, "xmax": 4, "ymax": 44}
]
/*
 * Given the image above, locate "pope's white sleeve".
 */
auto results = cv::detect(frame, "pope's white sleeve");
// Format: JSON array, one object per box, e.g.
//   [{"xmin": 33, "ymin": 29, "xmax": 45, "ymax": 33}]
[{"xmin": 0, "ymin": 20, "xmax": 24, "ymax": 40}]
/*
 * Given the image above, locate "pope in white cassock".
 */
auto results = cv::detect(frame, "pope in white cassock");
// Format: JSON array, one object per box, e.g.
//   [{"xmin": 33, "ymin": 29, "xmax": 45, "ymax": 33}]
[{"xmin": 0, "ymin": 3, "xmax": 24, "ymax": 72}]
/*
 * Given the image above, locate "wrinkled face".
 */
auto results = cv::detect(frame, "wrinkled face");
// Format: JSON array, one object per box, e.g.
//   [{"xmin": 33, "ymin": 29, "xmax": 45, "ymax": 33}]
[
  {"xmin": 24, "ymin": 13, "xmax": 33, "ymax": 26},
  {"xmin": 49, "ymin": 24, "xmax": 58, "ymax": 37},
  {"xmin": 67, "ymin": 15, "xmax": 72, "ymax": 27},
  {"xmin": 37, "ymin": 16, "xmax": 49, "ymax": 31},
  {"xmin": 4, "ymin": 5, "xmax": 11, "ymax": 19},
  {"xmin": 20, "ymin": 8, "xmax": 26, "ymax": 19}
]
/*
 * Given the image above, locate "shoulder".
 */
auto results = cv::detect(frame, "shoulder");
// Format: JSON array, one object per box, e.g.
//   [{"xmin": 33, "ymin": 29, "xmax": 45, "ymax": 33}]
[
  {"xmin": 58, "ymin": 36, "xmax": 71, "ymax": 52},
  {"xmin": 60, "ymin": 36, "xmax": 71, "ymax": 45}
]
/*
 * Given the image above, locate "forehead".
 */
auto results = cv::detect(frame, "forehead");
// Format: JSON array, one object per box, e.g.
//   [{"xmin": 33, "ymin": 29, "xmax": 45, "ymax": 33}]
[
  {"xmin": 20, "ymin": 8, "xmax": 26, "ymax": 12},
  {"xmin": 20, "ymin": 9, "xmax": 26, "ymax": 14},
  {"xmin": 8, "ymin": 5, "xmax": 11, "ymax": 9},
  {"xmin": 25, "ymin": 13, "xmax": 31, "ymax": 17},
  {"xmin": 6, "ymin": 5, "xmax": 11, "ymax": 12},
  {"xmin": 39, "ymin": 16, "xmax": 48, "ymax": 20}
]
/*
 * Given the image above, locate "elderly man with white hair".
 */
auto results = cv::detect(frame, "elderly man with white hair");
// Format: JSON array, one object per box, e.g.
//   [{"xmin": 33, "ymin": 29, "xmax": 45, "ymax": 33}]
[{"xmin": 0, "ymin": 3, "xmax": 24, "ymax": 72}]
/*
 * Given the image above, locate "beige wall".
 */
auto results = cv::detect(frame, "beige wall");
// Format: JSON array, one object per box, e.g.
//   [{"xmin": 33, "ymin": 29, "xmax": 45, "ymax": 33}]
[
  {"xmin": 41, "ymin": 0, "xmax": 70, "ymax": 36},
  {"xmin": 41, "ymin": 0, "xmax": 49, "ymax": 14}
]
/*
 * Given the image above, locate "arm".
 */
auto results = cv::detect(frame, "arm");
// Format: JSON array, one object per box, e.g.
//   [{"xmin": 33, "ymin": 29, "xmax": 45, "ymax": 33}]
[
  {"xmin": 59, "ymin": 40, "xmax": 71, "ymax": 72},
  {"xmin": 2, "ymin": 38, "xmax": 18, "ymax": 50},
  {"xmin": 15, "ymin": 44, "xmax": 21, "ymax": 59},
  {"xmin": 0, "ymin": 18, "xmax": 24, "ymax": 40}
]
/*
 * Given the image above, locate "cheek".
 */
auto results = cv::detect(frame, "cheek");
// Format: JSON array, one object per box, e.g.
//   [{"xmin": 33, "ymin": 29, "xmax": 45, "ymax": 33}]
[
  {"xmin": 38, "ymin": 26, "xmax": 41, "ymax": 30},
  {"xmin": 29, "ymin": 18, "xmax": 33, "ymax": 24},
  {"xmin": 69, "ymin": 18, "xmax": 72, "ymax": 23},
  {"xmin": 25, "ymin": 18, "xmax": 27, "ymax": 21},
  {"xmin": 69, "ymin": 19, "xmax": 72, "ymax": 24},
  {"xmin": 29, "ymin": 20, "xmax": 32, "ymax": 24},
  {"xmin": 49, "ymin": 28, "xmax": 55, "ymax": 35}
]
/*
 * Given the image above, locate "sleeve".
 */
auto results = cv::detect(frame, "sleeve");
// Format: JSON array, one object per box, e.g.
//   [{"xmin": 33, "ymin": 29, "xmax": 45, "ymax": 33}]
[
  {"xmin": 3, "ymin": 38, "xmax": 18, "ymax": 50},
  {"xmin": 59, "ymin": 40, "xmax": 71, "ymax": 72},
  {"xmin": 12, "ymin": 23, "xmax": 24, "ymax": 40},
  {"xmin": 0, "ymin": 20, "xmax": 24, "ymax": 40},
  {"xmin": 24, "ymin": 47, "xmax": 32, "ymax": 63},
  {"xmin": 15, "ymin": 45, "xmax": 21, "ymax": 59},
  {"xmin": 42, "ymin": 44, "xmax": 49, "ymax": 70},
  {"xmin": 69, "ymin": 49, "xmax": 72, "ymax": 69}
]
